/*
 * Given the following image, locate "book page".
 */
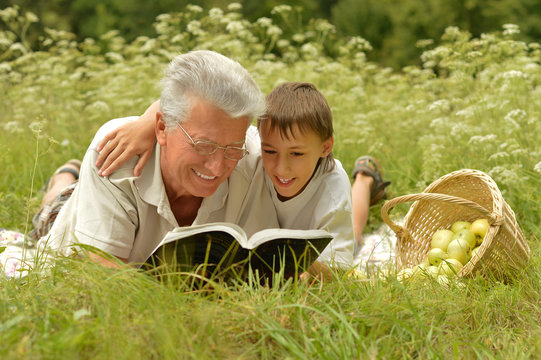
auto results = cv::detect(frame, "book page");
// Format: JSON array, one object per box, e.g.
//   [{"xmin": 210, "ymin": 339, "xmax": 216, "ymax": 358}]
[
  {"xmin": 161, "ymin": 222, "xmax": 249, "ymax": 248},
  {"xmin": 246, "ymin": 228, "xmax": 333, "ymax": 249}
]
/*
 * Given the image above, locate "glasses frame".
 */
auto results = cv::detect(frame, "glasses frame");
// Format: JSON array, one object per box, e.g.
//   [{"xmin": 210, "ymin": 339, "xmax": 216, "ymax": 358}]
[{"xmin": 176, "ymin": 122, "xmax": 249, "ymax": 161}]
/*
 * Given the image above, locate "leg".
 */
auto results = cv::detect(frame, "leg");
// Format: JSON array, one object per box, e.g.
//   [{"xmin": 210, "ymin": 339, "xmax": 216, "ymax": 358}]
[
  {"xmin": 29, "ymin": 160, "xmax": 81, "ymax": 242},
  {"xmin": 352, "ymin": 173, "xmax": 373, "ymax": 243},
  {"xmin": 350, "ymin": 156, "xmax": 391, "ymax": 254},
  {"xmin": 40, "ymin": 160, "xmax": 81, "ymax": 210}
]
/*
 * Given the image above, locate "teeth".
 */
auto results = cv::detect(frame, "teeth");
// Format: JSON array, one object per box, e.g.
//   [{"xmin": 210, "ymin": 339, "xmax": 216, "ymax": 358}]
[
  {"xmin": 193, "ymin": 169, "xmax": 217, "ymax": 180},
  {"xmin": 278, "ymin": 177, "xmax": 293, "ymax": 184}
]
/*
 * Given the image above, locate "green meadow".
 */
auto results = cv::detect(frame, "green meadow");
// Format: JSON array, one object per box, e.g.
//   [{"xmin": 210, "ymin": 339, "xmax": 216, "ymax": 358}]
[{"xmin": 1, "ymin": 4, "xmax": 540, "ymax": 359}]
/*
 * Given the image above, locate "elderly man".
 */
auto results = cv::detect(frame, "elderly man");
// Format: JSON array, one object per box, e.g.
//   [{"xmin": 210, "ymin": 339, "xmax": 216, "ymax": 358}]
[{"xmin": 35, "ymin": 50, "xmax": 267, "ymax": 268}]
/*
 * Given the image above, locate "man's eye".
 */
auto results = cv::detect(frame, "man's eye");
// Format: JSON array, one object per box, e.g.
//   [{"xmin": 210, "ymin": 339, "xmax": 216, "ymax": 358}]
[
  {"xmin": 292, "ymin": 152, "xmax": 304, "ymax": 156},
  {"xmin": 263, "ymin": 149, "xmax": 276, "ymax": 154}
]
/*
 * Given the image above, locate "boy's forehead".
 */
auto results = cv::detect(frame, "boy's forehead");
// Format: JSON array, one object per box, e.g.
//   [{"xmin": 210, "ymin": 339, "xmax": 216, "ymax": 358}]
[{"xmin": 260, "ymin": 120, "xmax": 304, "ymax": 141}]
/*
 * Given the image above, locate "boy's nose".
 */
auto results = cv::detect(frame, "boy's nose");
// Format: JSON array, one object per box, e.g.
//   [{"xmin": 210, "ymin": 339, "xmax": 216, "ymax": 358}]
[{"xmin": 276, "ymin": 156, "xmax": 291, "ymax": 174}]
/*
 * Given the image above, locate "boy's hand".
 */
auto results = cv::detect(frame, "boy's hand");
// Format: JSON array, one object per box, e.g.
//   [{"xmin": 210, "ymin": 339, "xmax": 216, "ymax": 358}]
[{"xmin": 96, "ymin": 118, "xmax": 155, "ymax": 177}]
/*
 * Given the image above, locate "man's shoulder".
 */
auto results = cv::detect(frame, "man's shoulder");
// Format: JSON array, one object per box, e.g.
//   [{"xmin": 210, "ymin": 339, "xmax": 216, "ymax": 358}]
[{"xmin": 88, "ymin": 116, "xmax": 139, "ymax": 150}]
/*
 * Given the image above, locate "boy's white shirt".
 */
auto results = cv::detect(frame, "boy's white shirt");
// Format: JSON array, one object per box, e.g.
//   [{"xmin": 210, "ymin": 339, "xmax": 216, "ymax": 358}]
[{"xmin": 236, "ymin": 126, "xmax": 355, "ymax": 268}]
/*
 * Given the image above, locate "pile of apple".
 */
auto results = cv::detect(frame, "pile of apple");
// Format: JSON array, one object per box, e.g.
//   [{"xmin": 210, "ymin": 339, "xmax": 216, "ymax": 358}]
[{"xmin": 398, "ymin": 218, "xmax": 490, "ymax": 283}]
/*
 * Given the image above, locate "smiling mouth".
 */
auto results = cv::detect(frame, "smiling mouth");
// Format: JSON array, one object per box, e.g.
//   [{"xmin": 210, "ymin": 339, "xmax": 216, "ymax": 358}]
[
  {"xmin": 277, "ymin": 177, "xmax": 294, "ymax": 184},
  {"xmin": 193, "ymin": 169, "xmax": 217, "ymax": 180}
]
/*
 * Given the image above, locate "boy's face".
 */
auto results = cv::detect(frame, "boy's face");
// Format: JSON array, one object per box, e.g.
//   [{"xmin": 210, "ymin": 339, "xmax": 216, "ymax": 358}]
[{"xmin": 260, "ymin": 122, "xmax": 333, "ymax": 201}]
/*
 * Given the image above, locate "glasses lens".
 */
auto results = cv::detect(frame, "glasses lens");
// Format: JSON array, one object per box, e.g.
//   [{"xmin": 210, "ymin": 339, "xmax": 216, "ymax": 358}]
[
  {"xmin": 193, "ymin": 142, "xmax": 217, "ymax": 155},
  {"xmin": 224, "ymin": 147, "xmax": 246, "ymax": 160}
]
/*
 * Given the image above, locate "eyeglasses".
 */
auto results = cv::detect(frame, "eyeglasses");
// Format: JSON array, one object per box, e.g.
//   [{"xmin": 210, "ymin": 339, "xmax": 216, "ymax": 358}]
[{"xmin": 176, "ymin": 122, "xmax": 249, "ymax": 161}]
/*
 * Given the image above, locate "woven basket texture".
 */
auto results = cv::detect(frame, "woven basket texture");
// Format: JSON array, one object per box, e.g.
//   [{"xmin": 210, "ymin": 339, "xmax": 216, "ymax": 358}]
[{"xmin": 381, "ymin": 169, "xmax": 530, "ymax": 279}]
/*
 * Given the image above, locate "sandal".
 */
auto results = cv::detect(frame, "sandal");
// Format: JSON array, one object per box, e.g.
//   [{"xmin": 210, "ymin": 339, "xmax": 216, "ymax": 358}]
[
  {"xmin": 41, "ymin": 159, "xmax": 82, "ymax": 193},
  {"xmin": 352, "ymin": 155, "xmax": 391, "ymax": 205}
]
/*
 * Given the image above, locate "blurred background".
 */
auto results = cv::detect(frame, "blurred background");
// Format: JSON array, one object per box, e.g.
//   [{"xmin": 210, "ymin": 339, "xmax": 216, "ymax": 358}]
[{"xmin": 2, "ymin": 0, "xmax": 541, "ymax": 70}]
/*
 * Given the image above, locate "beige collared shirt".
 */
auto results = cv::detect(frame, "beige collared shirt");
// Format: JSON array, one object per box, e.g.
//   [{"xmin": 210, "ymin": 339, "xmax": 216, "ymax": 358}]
[{"xmin": 38, "ymin": 117, "xmax": 279, "ymax": 265}]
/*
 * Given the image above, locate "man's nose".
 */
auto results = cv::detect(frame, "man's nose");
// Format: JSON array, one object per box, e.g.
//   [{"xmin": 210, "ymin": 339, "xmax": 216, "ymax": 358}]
[{"xmin": 205, "ymin": 150, "xmax": 228, "ymax": 175}]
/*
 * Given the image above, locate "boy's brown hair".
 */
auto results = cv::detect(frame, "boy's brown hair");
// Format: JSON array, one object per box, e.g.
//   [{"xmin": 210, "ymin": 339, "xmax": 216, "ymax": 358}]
[{"xmin": 257, "ymin": 82, "xmax": 335, "ymax": 172}]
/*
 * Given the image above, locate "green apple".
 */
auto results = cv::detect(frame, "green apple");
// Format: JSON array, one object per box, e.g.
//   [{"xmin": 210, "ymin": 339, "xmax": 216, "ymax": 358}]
[
  {"xmin": 437, "ymin": 275, "xmax": 450, "ymax": 287},
  {"xmin": 438, "ymin": 258, "xmax": 463, "ymax": 276},
  {"xmin": 426, "ymin": 265, "xmax": 440, "ymax": 278},
  {"xmin": 447, "ymin": 238, "xmax": 471, "ymax": 265},
  {"xmin": 452, "ymin": 229, "xmax": 477, "ymax": 249},
  {"xmin": 427, "ymin": 248, "xmax": 448, "ymax": 266},
  {"xmin": 397, "ymin": 268, "xmax": 414, "ymax": 282},
  {"xmin": 431, "ymin": 229, "xmax": 454, "ymax": 251},
  {"xmin": 451, "ymin": 220, "xmax": 471, "ymax": 233},
  {"xmin": 470, "ymin": 218, "xmax": 489, "ymax": 245}
]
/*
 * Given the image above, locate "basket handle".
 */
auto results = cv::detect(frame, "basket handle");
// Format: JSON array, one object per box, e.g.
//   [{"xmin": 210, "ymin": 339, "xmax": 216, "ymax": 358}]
[{"xmin": 381, "ymin": 192, "xmax": 504, "ymax": 235}]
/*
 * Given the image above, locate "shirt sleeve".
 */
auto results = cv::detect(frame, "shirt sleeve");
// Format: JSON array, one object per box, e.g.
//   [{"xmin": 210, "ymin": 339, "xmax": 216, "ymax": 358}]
[{"xmin": 71, "ymin": 149, "xmax": 139, "ymax": 259}]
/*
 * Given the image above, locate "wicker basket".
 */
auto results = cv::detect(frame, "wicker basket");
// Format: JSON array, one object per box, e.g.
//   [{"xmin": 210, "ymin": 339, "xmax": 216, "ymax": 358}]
[{"xmin": 381, "ymin": 169, "xmax": 530, "ymax": 279}]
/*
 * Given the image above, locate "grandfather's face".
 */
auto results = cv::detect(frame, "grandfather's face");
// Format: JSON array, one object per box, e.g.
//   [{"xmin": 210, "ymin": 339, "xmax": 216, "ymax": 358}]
[{"xmin": 158, "ymin": 99, "xmax": 250, "ymax": 199}]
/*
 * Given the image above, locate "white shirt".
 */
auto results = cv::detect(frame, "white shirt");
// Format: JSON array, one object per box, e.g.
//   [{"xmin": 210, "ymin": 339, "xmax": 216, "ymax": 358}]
[{"xmin": 264, "ymin": 159, "xmax": 355, "ymax": 267}]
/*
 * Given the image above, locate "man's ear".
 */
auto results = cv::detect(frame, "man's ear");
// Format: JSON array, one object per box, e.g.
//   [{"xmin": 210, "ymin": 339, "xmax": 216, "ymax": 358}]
[
  {"xmin": 321, "ymin": 136, "xmax": 334, "ymax": 157},
  {"xmin": 156, "ymin": 112, "xmax": 167, "ymax": 146}
]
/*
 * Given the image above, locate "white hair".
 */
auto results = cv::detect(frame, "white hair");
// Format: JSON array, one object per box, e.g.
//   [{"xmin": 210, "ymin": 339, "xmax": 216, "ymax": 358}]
[{"xmin": 159, "ymin": 50, "xmax": 265, "ymax": 129}]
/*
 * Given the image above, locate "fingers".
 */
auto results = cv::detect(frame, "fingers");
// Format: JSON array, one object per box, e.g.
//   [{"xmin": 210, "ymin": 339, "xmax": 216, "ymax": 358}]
[
  {"xmin": 97, "ymin": 130, "xmax": 118, "ymax": 152},
  {"xmin": 98, "ymin": 146, "xmax": 128, "ymax": 176},
  {"xmin": 133, "ymin": 150, "xmax": 152, "ymax": 177},
  {"xmin": 95, "ymin": 137, "xmax": 119, "ymax": 168}
]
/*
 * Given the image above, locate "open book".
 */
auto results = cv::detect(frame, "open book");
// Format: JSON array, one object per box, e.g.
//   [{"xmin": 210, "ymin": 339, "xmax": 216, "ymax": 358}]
[{"xmin": 143, "ymin": 222, "xmax": 333, "ymax": 280}]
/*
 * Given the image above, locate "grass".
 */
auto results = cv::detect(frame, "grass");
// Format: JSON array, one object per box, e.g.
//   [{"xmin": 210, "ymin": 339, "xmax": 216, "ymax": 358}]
[{"xmin": 1, "ymin": 4, "xmax": 541, "ymax": 359}]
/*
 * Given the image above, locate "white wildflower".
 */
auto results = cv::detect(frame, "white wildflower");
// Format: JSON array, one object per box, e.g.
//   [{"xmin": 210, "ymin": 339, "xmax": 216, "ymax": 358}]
[
  {"xmin": 61, "ymin": 139, "xmax": 70, "ymax": 147},
  {"xmin": 497, "ymin": 70, "xmax": 527, "ymax": 80},
  {"xmin": 488, "ymin": 166, "xmax": 519, "ymax": 185},
  {"xmin": 187, "ymin": 21, "xmax": 205, "ymax": 36},
  {"xmin": 455, "ymin": 108, "xmax": 474, "ymax": 118},
  {"xmin": 85, "ymin": 101, "xmax": 110, "ymax": 114},
  {"xmin": 209, "ymin": 8, "xmax": 223, "ymax": 19},
  {"xmin": 105, "ymin": 52, "xmax": 123, "ymax": 63},
  {"xmin": 503, "ymin": 24, "xmax": 520, "ymax": 36},
  {"xmin": 450, "ymin": 122, "xmax": 470, "ymax": 138},
  {"xmin": 534, "ymin": 162, "xmax": 541, "ymax": 174},
  {"xmin": 29, "ymin": 121, "xmax": 45, "ymax": 134},
  {"xmin": 186, "ymin": 5, "xmax": 203, "ymax": 13},
  {"xmin": 346, "ymin": 36, "xmax": 373, "ymax": 51},
  {"xmin": 504, "ymin": 109, "xmax": 527, "ymax": 123},
  {"xmin": 271, "ymin": 5, "xmax": 292, "ymax": 15},
  {"xmin": 267, "ymin": 25, "xmax": 282, "ymax": 37},
  {"xmin": 3, "ymin": 121, "xmax": 22, "ymax": 133},
  {"xmin": 156, "ymin": 13, "xmax": 171, "ymax": 22},
  {"xmin": 488, "ymin": 152, "xmax": 509, "ymax": 161},
  {"xmin": 428, "ymin": 99, "xmax": 451, "ymax": 112},
  {"xmin": 256, "ymin": 17, "xmax": 272, "ymax": 27},
  {"xmin": 292, "ymin": 34, "xmax": 305, "ymax": 43},
  {"xmin": 0, "ymin": 63, "xmax": 11, "ymax": 73},
  {"xmin": 468, "ymin": 134, "xmax": 497, "ymax": 146},
  {"xmin": 300, "ymin": 43, "xmax": 319, "ymax": 58},
  {"xmin": 226, "ymin": 21, "xmax": 244, "ymax": 33},
  {"xmin": 227, "ymin": 3, "xmax": 242, "ymax": 11}
]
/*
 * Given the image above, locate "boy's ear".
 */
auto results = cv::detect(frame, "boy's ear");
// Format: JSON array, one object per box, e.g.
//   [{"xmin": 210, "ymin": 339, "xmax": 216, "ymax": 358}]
[
  {"xmin": 321, "ymin": 136, "xmax": 334, "ymax": 157},
  {"xmin": 156, "ymin": 112, "xmax": 167, "ymax": 146}
]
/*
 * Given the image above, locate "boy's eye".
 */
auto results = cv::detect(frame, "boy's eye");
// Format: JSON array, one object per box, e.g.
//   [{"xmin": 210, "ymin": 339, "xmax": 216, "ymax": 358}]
[
  {"xmin": 292, "ymin": 152, "xmax": 304, "ymax": 156},
  {"xmin": 263, "ymin": 149, "xmax": 276, "ymax": 154}
]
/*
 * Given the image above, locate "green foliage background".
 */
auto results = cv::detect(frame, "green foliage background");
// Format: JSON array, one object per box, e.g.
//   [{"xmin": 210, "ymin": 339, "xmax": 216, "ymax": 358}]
[
  {"xmin": 2, "ymin": 0, "xmax": 541, "ymax": 68},
  {"xmin": 1, "ymin": 3, "xmax": 541, "ymax": 359}
]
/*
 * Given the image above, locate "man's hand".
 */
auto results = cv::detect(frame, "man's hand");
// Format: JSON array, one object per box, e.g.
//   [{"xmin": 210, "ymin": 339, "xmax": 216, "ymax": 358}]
[{"xmin": 88, "ymin": 251, "xmax": 128, "ymax": 269}]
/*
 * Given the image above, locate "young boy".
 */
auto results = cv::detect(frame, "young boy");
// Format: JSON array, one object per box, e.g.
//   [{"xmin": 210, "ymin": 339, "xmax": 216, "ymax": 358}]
[{"xmin": 95, "ymin": 82, "xmax": 389, "ymax": 278}]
